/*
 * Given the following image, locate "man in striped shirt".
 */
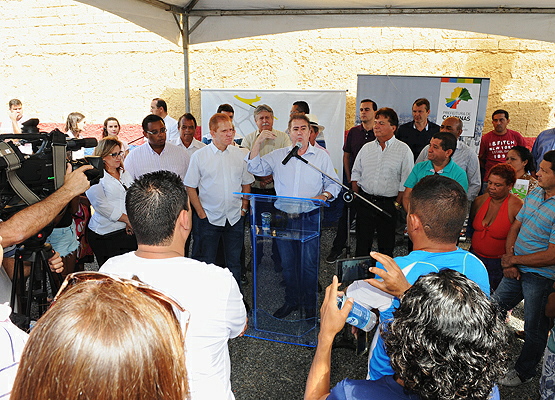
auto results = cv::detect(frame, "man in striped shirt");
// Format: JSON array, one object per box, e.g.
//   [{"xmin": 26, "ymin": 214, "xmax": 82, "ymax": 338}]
[
  {"xmin": 495, "ymin": 150, "xmax": 555, "ymax": 387},
  {"xmin": 351, "ymin": 107, "xmax": 414, "ymax": 257}
]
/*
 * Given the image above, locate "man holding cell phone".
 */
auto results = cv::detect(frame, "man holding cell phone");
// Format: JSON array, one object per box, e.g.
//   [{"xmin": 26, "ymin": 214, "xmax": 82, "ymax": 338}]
[{"xmin": 347, "ymin": 174, "xmax": 490, "ymax": 381}]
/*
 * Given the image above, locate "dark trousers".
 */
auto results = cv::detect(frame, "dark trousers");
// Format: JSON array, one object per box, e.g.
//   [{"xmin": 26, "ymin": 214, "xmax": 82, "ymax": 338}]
[
  {"xmin": 355, "ymin": 192, "xmax": 396, "ymax": 257},
  {"xmin": 330, "ymin": 195, "xmax": 355, "ymax": 254},
  {"xmin": 87, "ymin": 227, "xmax": 137, "ymax": 267},
  {"xmin": 276, "ymin": 210, "xmax": 319, "ymax": 309},
  {"xmin": 195, "ymin": 214, "xmax": 244, "ymax": 287},
  {"xmin": 473, "ymin": 253, "xmax": 503, "ymax": 293}
]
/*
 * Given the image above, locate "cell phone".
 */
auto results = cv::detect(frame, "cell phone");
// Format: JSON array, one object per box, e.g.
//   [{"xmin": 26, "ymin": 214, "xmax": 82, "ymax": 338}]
[{"xmin": 336, "ymin": 256, "xmax": 376, "ymax": 286}]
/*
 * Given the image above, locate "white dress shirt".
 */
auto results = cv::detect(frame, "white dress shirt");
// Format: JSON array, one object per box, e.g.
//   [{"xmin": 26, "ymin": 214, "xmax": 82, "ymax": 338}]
[
  {"xmin": 66, "ymin": 130, "xmax": 85, "ymax": 159},
  {"xmin": 247, "ymin": 144, "xmax": 341, "ymax": 213},
  {"xmin": 164, "ymin": 114, "xmax": 179, "ymax": 143},
  {"xmin": 124, "ymin": 142, "xmax": 190, "ymax": 180},
  {"xmin": 100, "ymin": 253, "xmax": 246, "ymax": 400},
  {"xmin": 184, "ymin": 143, "xmax": 254, "ymax": 226},
  {"xmin": 86, "ymin": 170, "xmax": 133, "ymax": 235},
  {"xmin": 351, "ymin": 136, "xmax": 414, "ymax": 197},
  {"xmin": 0, "ymin": 303, "xmax": 28, "ymax": 399},
  {"xmin": 171, "ymin": 137, "xmax": 206, "ymax": 157}
]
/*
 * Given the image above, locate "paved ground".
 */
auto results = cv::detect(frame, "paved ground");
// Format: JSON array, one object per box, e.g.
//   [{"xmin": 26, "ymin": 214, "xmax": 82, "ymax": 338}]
[
  {"xmin": 227, "ymin": 226, "xmax": 541, "ymax": 400},
  {"xmin": 79, "ymin": 224, "xmax": 540, "ymax": 400}
]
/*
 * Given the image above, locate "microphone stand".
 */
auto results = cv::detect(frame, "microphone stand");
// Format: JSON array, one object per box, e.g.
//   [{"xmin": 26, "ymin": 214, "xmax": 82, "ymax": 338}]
[{"xmin": 292, "ymin": 153, "xmax": 392, "ymax": 219}]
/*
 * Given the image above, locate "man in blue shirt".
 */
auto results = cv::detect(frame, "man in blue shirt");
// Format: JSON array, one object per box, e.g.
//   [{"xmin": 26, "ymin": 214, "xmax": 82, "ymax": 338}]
[
  {"xmin": 305, "ymin": 268, "xmax": 504, "ymax": 400},
  {"xmin": 494, "ymin": 150, "xmax": 555, "ymax": 387},
  {"xmin": 347, "ymin": 175, "xmax": 489, "ymax": 381},
  {"xmin": 532, "ymin": 127, "xmax": 555, "ymax": 171},
  {"xmin": 247, "ymin": 114, "xmax": 340, "ymax": 319},
  {"xmin": 403, "ymin": 131, "xmax": 468, "ymax": 210}
]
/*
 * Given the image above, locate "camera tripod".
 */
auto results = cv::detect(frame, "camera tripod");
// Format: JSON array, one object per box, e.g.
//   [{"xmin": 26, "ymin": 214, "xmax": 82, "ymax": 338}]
[{"xmin": 10, "ymin": 241, "xmax": 62, "ymax": 330}]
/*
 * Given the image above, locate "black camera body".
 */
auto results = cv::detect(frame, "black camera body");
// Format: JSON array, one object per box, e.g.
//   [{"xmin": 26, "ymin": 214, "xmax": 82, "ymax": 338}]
[{"xmin": 0, "ymin": 120, "xmax": 101, "ymax": 221}]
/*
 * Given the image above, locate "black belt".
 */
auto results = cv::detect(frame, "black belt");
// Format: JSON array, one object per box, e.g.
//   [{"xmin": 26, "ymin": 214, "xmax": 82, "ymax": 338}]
[{"xmin": 361, "ymin": 192, "xmax": 396, "ymax": 202}]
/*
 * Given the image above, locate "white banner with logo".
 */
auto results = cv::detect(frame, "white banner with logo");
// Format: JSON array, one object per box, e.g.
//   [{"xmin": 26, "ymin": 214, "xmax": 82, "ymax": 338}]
[
  {"xmin": 436, "ymin": 78, "xmax": 483, "ymax": 137},
  {"xmin": 200, "ymin": 89, "xmax": 346, "ymax": 176}
]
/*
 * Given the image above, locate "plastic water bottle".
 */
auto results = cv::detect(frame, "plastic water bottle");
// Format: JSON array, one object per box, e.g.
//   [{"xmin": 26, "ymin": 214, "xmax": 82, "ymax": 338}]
[{"xmin": 337, "ymin": 295, "xmax": 378, "ymax": 332}]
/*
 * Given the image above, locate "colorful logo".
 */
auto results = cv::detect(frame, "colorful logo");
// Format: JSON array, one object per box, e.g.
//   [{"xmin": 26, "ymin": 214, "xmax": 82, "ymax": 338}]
[{"xmin": 445, "ymin": 87, "xmax": 472, "ymax": 109}]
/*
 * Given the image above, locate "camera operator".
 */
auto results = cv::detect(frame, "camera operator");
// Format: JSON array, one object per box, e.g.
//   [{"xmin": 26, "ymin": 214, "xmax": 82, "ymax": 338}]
[{"xmin": 0, "ymin": 164, "xmax": 92, "ymax": 278}]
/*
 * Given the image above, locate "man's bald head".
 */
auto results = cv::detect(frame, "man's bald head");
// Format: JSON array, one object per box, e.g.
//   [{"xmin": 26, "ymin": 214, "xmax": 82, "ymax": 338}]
[{"xmin": 440, "ymin": 117, "xmax": 463, "ymax": 138}]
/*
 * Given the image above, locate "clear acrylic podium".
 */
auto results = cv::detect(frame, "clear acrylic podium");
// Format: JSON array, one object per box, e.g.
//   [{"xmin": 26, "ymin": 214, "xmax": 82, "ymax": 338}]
[{"xmin": 238, "ymin": 192, "xmax": 328, "ymax": 347}]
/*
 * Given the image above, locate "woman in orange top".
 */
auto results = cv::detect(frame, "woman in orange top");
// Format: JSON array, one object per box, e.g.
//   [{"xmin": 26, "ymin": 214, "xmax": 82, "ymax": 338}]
[{"xmin": 470, "ymin": 163, "xmax": 523, "ymax": 292}]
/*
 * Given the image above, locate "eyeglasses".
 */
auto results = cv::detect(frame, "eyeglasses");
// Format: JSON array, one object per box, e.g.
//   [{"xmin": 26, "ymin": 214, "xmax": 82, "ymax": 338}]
[
  {"xmin": 53, "ymin": 271, "xmax": 188, "ymax": 323},
  {"xmin": 146, "ymin": 127, "xmax": 167, "ymax": 135},
  {"xmin": 109, "ymin": 151, "xmax": 124, "ymax": 158}
]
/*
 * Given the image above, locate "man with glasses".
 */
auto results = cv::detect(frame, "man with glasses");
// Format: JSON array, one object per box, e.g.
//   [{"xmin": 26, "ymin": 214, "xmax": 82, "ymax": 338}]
[
  {"xmin": 124, "ymin": 114, "xmax": 190, "ymax": 180},
  {"xmin": 326, "ymin": 98, "xmax": 377, "ymax": 263},
  {"xmin": 242, "ymin": 104, "xmax": 290, "ymax": 196}
]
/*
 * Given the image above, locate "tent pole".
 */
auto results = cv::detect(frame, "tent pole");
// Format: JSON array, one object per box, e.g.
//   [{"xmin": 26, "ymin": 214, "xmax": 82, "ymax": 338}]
[{"xmin": 182, "ymin": 14, "xmax": 190, "ymax": 113}]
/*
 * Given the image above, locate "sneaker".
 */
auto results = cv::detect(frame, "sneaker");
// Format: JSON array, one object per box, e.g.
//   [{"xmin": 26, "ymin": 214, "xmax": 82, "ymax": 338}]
[
  {"xmin": 326, "ymin": 250, "xmax": 342, "ymax": 264},
  {"xmin": 499, "ymin": 369, "xmax": 533, "ymax": 387}
]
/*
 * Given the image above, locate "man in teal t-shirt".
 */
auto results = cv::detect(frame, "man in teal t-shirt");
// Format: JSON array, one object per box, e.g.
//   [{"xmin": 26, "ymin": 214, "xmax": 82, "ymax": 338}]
[{"xmin": 402, "ymin": 131, "xmax": 468, "ymax": 210}]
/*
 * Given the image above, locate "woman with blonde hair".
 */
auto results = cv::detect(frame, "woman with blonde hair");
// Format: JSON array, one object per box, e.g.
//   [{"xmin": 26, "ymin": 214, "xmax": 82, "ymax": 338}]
[
  {"xmin": 85, "ymin": 136, "xmax": 136, "ymax": 266},
  {"xmin": 11, "ymin": 271, "xmax": 189, "ymax": 400},
  {"xmin": 64, "ymin": 112, "xmax": 87, "ymax": 159}
]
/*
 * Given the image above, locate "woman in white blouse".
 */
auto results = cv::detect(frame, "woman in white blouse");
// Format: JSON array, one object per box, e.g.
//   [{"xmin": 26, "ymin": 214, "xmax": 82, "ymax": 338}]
[
  {"xmin": 64, "ymin": 112, "xmax": 87, "ymax": 160},
  {"xmin": 86, "ymin": 136, "xmax": 137, "ymax": 266}
]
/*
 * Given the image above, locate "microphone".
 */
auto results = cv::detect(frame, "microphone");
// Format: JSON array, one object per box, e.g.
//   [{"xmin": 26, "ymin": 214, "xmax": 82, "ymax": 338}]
[
  {"xmin": 282, "ymin": 142, "xmax": 302, "ymax": 165},
  {"xmin": 66, "ymin": 138, "xmax": 98, "ymax": 150}
]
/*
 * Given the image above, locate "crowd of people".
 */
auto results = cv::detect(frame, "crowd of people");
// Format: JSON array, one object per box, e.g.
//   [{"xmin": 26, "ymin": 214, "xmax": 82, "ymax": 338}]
[{"xmin": 1, "ymin": 94, "xmax": 555, "ymax": 399}]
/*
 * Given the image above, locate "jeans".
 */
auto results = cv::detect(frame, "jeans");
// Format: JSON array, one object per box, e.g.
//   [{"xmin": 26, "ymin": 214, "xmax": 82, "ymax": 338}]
[
  {"xmin": 195, "ymin": 214, "xmax": 245, "ymax": 287},
  {"xmin": 493, "ymin": 272, "xmax": 555, "ymax": 379},
  {"xmin": 276, "ymin": 210, "xmax": 319, "ymax": 310},
  {"xmin": 473, "ymin": 253, "xmax": 503, "ymax": 293}
]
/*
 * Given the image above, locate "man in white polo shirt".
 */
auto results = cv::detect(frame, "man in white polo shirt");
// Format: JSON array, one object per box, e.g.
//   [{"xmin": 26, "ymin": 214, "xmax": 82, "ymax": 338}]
[{"xmin": 184, "ymin": 113, "xmax": 254, "ymax": 286}]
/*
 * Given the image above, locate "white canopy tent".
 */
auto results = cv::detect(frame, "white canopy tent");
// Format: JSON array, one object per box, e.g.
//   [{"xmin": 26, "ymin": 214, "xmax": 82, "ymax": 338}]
[{"xmin": 76, "ymin": 0, "xmax": 555, "ymax": 110}]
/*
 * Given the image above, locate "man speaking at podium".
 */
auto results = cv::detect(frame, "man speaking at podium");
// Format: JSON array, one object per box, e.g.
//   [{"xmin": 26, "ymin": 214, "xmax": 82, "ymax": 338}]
[{"xmin": 247, "ymin": 113, "xmax": 340, "ymax": 319}]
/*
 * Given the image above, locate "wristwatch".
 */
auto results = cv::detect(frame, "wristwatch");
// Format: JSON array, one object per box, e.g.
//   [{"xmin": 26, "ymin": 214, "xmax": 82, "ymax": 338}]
[
  {"xmin": 241, "ymin": 208, "xmax": 249, "ymax": 214},
  {"xmin": 322, "ymin": 192, "xmax": 331, "ymax": 201}
]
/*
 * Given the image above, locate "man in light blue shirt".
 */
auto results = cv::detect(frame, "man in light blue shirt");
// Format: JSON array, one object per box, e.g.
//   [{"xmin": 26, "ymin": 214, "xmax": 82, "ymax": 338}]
[
  {"xmin": 247, "ymin": 114, "xmax": 340, "ymax": 319},
  {"xmin": 494, "ymin": 150, "xmax": 555, "ymax": 387},
  {"xmin": 532, "ymin": 127, "xmax": 555, "ymax": 171},
  {"xmin": 347, "ymin": 175, "xmax": 489, "ymax": 381}
]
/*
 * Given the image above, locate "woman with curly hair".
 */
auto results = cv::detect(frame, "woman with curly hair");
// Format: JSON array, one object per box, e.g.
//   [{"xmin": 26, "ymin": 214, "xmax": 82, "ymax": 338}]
[{"xmin": 305, "ymin": 267, "xmax": 508, "ymax": 400}]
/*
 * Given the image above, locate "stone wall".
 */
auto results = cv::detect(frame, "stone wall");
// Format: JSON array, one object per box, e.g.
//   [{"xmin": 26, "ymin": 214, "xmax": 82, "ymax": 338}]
[{"xmin": 2, "ymin": 0, "xmax": 555, "ymax": 137}]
